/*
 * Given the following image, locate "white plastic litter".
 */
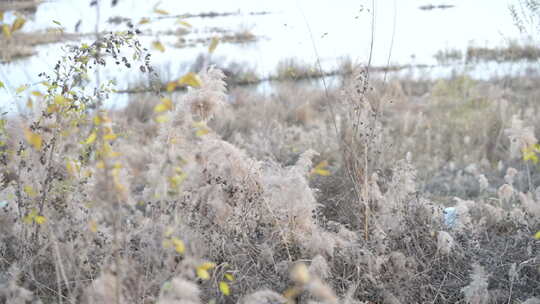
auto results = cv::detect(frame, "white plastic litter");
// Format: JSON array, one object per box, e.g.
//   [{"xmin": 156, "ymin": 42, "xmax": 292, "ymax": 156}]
[{"xmin": 444, "ymin": 207, "xmax": 457, "ymax": 228}]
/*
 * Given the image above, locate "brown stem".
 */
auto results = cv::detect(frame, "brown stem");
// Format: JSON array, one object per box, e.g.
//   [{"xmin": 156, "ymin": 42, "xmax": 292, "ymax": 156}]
[{"xmin": 33, "ymin": 135, "xmax": 57, "ymax": 245}]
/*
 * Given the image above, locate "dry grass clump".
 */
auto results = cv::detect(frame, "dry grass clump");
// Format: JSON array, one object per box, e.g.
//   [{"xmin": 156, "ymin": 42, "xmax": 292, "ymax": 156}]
[
  {"xmin": 434, "ymin": 48, "xmax": 463, "ymax": 65},
  {"xmin": 211, "ymin": 83, "xmax": 339, "ymax": 166},
  {"xmin": 0, "ymin": 0, "xmax": 40, "ymax": 12},
  {"xmin": 275, "ymin": 59, "xmax": 323, "ymax": 80},
  {"xmin": 0, "ymin": 43, "xmax": 35, "ymax": 62},
  {"xmin": 174, "ymin": 29, "xmax": 259, "ymax": 49},
  {"xmin": 207, "ymin": 66, "xmax": 540, "ymax": 301},
  {"xmin": 363, "ymin": 74, "xmax": 540, "ymax": 200},
  {"xmin": 466, "ymin": 41, "xmax": 540, "ymax": 63},
  {"xmin": 221, "ymin": 30, "xmax": 257, "ymax": 44}
]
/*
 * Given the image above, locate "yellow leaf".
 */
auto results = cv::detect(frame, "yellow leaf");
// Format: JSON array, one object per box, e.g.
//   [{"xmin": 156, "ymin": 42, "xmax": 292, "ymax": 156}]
[
  {"xmin": 16, "ymin": 84, "xmax": 29, "ymax": 94},
  {"xmin": 152, "ymin": 41, "xmax": 165, "ymax": 52},
  {"xmin": 154, "ymin": 103, "xmax": 168, "ymax": 113},
  {"xmin": 196, "ymin": 268, "xmax": 210, "ymax": 280},
  {"xmin": 195, "ymin": 128, "xmax": 210, "ymax": 137},
  {"xmin": 169, "ymin": 173, "xmax": 186, "ymax": 188},
  {"xmin": 177, "ymin": 19, "xmax": 192, "ymax": 27},
  {"xmin": 54, "ymin": 95, "xmax": 68, "ymax": 106},
  {"xmin": 161, "ymin": 97, "xmax": 173, "ymax": 109},
  {"xmin": 46, "ymin": 104, "xmax": 59, "ymax": 113},
  {"xmin": 84, "ymin": 132, "xmax": 97, "ymax": 145},
  {"xmin": 31, "ymin": 91, "xmax": 43, "ymax": 97},
  {"xmin": 66, "ymin": 160, "xmax": 75, "ymax": 175},
  {"xmin": 524, "ymin": 152, "xmax": 539, "ymax": 164},
  {"xmin": 0, "ymin": 81, "xmax": 4, "ymax": 88},
  {"xmin": 193, "ymin": 121, "xmax": 210, "ymax": 136},
  {"xmin": 166, "ymin": 81, "xmax": 177, "ymax": 92},
  {"xmin": 154, "ymin": 97, "xmax": 173, "ymax": 113},
  {"xmin": 224, "ymin": 273, "xmax": 234, "ymax": 281},
  {"xmin": 89, "ymin": 220, "xmax": 98, "ymax": 233},
  {"xmin": 23, "ymin": 209, "xmax": 38, "ymax": 224},
  {"xmin": 313, "ymin": 168, "xmax": 331, "ymax": 176},
  {"xmin": 311, "ymin": 160, "xmax": 331, "ymax": 176},
  {"xmin": 34, "ymin": 215, "xmax": 46, "ymax": 225},
  {"xmin": 174, "ymin": 244, "xmax": 186, "ymax": 254},
  {"xmin": 11, "ymin": 17, "xmax": 26, "ymax": 32},
  {"xmin": 535, "ymin": 231, "xmax": 540, "ymax": 240},
  {"xmin": 155, "ymin": 114, "xmax": 169, "ymax": 123},
  {"xmin": 219, "ymin": 281, "xmax": 230, "ymax": 296},
  {"xmin": 108, "ymin": 151, "xmax": 121, "ymax": 158},
  {"xmin": 66, "ymin": 160, "xmax": 80, "ymax": 176},
  {"xmin": 178, "ymin": 72, "xmax": 202, "ymax": 88},
  {"xmin": 104, "ymin": 133, "xmax": 117, "ymax": 141},
  {"xmin": 172, "ymin": 238, "xmax": 185, "ymax": 254},
  {"xmin": 154, "ymin": 8, "xmax": 169, "ymax": 15},
  {"xmin": 208, "ymin": 37, "xmax": 219, "ymax": 53},
  {"xmin": 138, "ymin": 17, "xmax": 150, "ymax": 25},
  {"xmin": 2, "ymin": 24, "xmax": 11, "ymax": 39},
  {"xmin": 199, "ymin": 262, "xmax": 216, "ymax": 270},
  {"xmin": 0, "ymin": 11, "xmax": 3, "ymax": 22},
  {"xmin": 93, "ymin": 115, "xmax": 102, "ymax": 125},
  {"xmin": 23, "ymin": 185, "xmax": 38, "ymax": 198},
  {"xmin": 24, "ymin": 129, "xmax": 42, "ymax": 150}
]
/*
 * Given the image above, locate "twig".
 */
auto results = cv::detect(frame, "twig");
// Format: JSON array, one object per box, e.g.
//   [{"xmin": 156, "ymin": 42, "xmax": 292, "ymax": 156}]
[
  {"xmin": 49, "ymin": 227, "xmax": 73, "ymax": 302},
  {"xmin": 383, "ymin": 0, "xmax": 398, "ymax": 84},
  {"xmin": 431, "ymin": 271, "xmax": 448, "ymax": 304}
]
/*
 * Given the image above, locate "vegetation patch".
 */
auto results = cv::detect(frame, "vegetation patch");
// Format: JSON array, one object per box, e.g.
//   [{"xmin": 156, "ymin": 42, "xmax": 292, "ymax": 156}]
[{"xmin": 466, "ymin": 41, "xmax": 540, "ymax": 63}]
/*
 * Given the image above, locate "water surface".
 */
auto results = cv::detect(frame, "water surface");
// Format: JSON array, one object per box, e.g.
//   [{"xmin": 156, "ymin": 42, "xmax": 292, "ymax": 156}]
[{"xmin": 0, "ymin": 0, "xmax": 530, "ymax": 111}]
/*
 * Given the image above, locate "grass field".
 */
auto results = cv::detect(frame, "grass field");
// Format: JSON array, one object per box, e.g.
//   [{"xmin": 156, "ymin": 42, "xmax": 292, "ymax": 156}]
[{"xmin": 0, "ymin": 1, "xmax": 539, "ymax": 303}]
